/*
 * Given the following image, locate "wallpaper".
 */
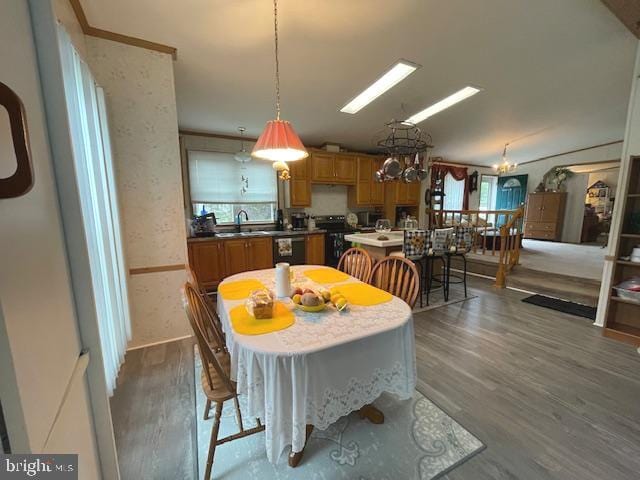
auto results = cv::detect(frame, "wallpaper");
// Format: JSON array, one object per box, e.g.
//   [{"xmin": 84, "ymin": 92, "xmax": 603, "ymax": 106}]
[{"xmin": 87, "ymin": 37, "xmax": 191, "ymax": 348}]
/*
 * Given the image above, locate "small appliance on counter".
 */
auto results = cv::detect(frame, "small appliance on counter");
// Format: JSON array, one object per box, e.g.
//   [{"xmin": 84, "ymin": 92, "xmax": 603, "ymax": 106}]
[
  {"xmin": 356, "ymin": 211, "xmax": 384, "ymax": 228},
  {"xmin": 191, "ymin": 211, "xmax": 217, "ymax": 237},
  {"xmin": 291, "ymin": 212, "xmax": 307, "ymax": 231}
]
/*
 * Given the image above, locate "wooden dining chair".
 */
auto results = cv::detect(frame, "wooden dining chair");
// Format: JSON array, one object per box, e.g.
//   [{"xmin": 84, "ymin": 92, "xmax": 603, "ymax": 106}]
[
  {"xmin": 182, "ymin": 283, "xmax": 264, "ymax": 480},
  {"xmin": 186, "ymin": 266, "xmax": 225, "ymax": 345},
  {"xmin": 369, "ymin": 256, "xmax": 420, "ymax": 308},
  {"xmin": 337, "ymin": 247, "xmax": 373, "ymax": 283}
]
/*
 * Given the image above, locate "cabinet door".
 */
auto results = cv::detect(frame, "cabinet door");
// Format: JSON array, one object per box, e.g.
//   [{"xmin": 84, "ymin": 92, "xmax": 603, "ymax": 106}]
[
  {"xmin": 370, "ymin": 158, "xmax": 384, "ymax": 205},
  {"xmin": 224, "ymin": 239, "xmax": 249, "ymax": 276},
  {"xmin": 311, "ymin": 152, "xmax": 335, "ymax": 182},
  {"xmin": 306, "ymin": 234, "xmax": 325, "ymax": 265},
  {"xmin": 334, "ymin": 155, "xmax": 356, "ymax": 184},
  {"xmin": 248, "ymin": 237, "xmax": 273, "ymax": 270},
  {"xmin": 188, "ymin": 241, "xmax": 225, "ymax": 291},
  {"xmin": 406, "ymin": 181, "xmax": 421, "ymax": 205},
  {"xmin": 526, "ymin": 194, "xmax": 544, "ymax": 222},
  {"xmin": 290, "ymin": 157, "xmax": 311, "ymax": 207},
  {"xmin": 540, "ymin": 193, "xmax": 562, "ymax": 223},
  {"xmin": 356, "ymin": 157, "xmax": 372, "ymax": 205}
]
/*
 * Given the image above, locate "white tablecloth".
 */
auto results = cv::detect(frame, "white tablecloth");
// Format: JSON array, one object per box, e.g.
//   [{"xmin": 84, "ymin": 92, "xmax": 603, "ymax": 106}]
[{"xmin": 217, "ymin": 265, "xmax": 417, "ymax": 463}]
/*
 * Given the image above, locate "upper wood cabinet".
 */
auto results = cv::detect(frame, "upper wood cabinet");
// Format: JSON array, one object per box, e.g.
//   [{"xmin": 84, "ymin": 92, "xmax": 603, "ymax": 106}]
[
  {"xmin": 386, "ymin": 180, "xmax": 421, "ymax": 206},
  {"xmin": 309, "ymin": 150, "xmax": 356, "ymax": 184},
  {"xmin": 187, "ymin": 240, "xmax": 225, "ymax": 291},
  {"xmin": 289, "ymin": 156, "xmax": 311, "ymax": 207},
  {"xmin": 305, "ymin": 233, "xmax": 325, "ymax": 265},
  {"xmin": 348, "ymin": 155, "xmax": 384, "ymax": 207}
]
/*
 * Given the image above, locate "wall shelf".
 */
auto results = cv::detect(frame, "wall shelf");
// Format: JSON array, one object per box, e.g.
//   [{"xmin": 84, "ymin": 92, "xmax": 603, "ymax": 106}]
[{"xmin": 616, "ymin": 260, "xmax": 640, "ymax": 267}]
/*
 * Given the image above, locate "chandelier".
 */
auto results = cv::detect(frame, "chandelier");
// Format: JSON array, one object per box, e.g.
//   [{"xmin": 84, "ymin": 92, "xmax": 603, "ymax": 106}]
[
  {"xmin": 493, "ymin": 143, "xmax": 517, "ymax": 175},
  {"xmin": 374, "ymin": 120, "xmax": 433, "ymax": 183}
]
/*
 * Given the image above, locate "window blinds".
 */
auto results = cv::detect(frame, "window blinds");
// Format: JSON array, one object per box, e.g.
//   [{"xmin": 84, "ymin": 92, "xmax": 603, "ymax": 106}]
[{"xmin": 188, "ymin": 151, "xmax": 278, "ymax": 204}]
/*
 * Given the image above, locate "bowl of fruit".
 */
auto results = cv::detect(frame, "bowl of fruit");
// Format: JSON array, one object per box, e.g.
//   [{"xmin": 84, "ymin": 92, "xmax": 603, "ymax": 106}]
[
  {"xmin": 291, "ymin": 288, "xmax": 326, "ymax": 312},
  {"xmin": 290, "ymin": 287, "xmax": 348, "ymax": 312}
]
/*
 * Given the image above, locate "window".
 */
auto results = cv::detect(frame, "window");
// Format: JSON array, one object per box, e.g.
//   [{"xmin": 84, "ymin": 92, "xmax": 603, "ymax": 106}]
[
  {"xmin": 442, "ymin": 172, "xmax": 465, "ymax": 210},
  {"xmin": 479, "ymin": 174, "xmax": 498, "ymax": 225},
  {"xmin": 188, "ymin": 151, "xmax": 278, "ymax": 224}
]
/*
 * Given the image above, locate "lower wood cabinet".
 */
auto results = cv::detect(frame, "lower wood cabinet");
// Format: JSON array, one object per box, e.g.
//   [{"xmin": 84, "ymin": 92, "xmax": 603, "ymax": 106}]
[
  {"xmin": 187, "ymin": 240, "xmax": 225, "ymax": 291},
  {"xmin": 305, "ymin": 233, "xmax": 325, "ymax": 265},
  {"xmin": 188, "ymin": 237, "xmax": 274, "ymax": 292}
]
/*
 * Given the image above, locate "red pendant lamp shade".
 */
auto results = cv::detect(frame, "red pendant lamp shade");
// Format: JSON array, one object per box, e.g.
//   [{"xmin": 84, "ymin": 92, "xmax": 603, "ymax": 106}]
[{"xmin": 251, "ymin": 119, "xmax": 308, "ymax": 162}]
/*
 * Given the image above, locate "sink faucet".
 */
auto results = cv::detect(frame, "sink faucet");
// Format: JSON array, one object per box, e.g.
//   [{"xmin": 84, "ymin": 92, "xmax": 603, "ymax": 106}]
[{"xmin": 235, "ymin": 210, "xmax": 249, "ymax": 232}]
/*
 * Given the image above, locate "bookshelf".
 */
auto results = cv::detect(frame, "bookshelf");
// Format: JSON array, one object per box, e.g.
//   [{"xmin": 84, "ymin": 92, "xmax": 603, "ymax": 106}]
[{"xmin": 604, "ymin": 156, "xmax": 640, "ymax": 346}]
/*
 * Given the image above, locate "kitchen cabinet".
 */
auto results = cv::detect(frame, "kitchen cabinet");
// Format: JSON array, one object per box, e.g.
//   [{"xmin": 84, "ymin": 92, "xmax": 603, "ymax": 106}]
[
  {"xmin": 310, "ymin": 150, "xmax": 356, "ymax": 184},
  {"xmin": 387, "ymin": 180, "xmax": 421, "ymax": 206},
  {"xmin": 289, "ymin": 156, "xmax": 311, "ymax": 207},
  {"xmin": 524, "ymin": 192, "xmax": 566, "ymax": 241},
  {"xmin": 348, "ymin": 155, "xmax": 385, "ymax": 207},
  {"xmin": 225, "ymin": 237, "xmax": 274, "ymax": 275},
  {"xmin": 187, "ymin": 240, "xmax": 225, "ymax": 291},
  {"xmin": 305, "ymin": 233, "xmax": 325, "ymax": 265}
]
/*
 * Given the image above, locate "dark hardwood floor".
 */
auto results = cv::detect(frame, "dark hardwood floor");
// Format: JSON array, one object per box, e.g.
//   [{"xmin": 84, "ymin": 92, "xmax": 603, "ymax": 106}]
[{"xmin": 110, "ymin": 277, "xmax": 640, "ymax": 479}]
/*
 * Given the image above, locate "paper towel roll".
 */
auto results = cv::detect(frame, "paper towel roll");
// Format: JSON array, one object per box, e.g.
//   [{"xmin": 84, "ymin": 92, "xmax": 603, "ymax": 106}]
[{"xmin": 275, "ymin": 262, "xmax": 291, "ymax": 298}]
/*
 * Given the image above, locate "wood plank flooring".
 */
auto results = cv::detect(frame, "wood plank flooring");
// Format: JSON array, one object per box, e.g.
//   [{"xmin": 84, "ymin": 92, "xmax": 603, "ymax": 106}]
[
  {"xmin": 110, "ymin": 277, "xmax": 640, "ymax": 479},
  {"xmin": 110, "ymin": 338, "xmax": 197, "ymax": 480}
]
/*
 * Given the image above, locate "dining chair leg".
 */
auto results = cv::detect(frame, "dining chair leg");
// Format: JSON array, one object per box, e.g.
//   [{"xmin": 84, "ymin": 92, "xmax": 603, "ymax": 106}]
[
  {"xmin": 463, "ymin": 255, "xmax": 468, "ymax": 298},
  {"xmin": 205, "ymin": 402, "xmax": 223, "ymax": 480},
  {"xmin": 204, "ymin": 399, "xmax": 212, "ymax": 421},
  {"xmin": 359, "ymin": 404, "xmax": 385, "ymax": 424},
  {"xmin": 233, "ymin": 396, "xmax": 244, "ymax": 431},
  {"xmin": 426, "ymin": 257, "xmax": 432, "ymax": 306}
]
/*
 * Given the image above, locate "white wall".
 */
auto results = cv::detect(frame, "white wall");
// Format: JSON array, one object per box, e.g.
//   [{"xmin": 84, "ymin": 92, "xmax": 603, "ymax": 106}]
[
  {"xmin": 0, "ymin": 1, "xmax": 101, "ymax": 477},
  {"xmin": 86, "ymin": 37, "xmax": 190, "ymax": 349},
  {"xmin": 597, "ymin": 42, "xmax": 640, "ymax": 326}
]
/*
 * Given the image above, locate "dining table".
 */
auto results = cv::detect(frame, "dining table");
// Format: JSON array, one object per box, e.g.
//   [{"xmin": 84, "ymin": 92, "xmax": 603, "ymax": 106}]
[{"xmin": 216, "ymin": 264, "xmax": 417, "ymax": 465}]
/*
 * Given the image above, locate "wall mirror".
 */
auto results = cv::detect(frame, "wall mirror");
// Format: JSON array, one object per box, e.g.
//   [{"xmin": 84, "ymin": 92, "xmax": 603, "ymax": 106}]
[{"xmin": 0, "ymin": 82, "xmax": 33, "ymax": 199}]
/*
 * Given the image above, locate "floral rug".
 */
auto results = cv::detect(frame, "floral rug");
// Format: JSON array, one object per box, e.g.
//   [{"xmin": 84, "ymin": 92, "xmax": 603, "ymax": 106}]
[{"xmin": 194, "ymin": 352, "xmax": 484, "ymax": 479}]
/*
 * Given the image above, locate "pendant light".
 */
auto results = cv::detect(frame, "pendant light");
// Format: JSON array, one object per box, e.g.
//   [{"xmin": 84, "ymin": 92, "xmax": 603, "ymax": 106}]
[
  {"xmin": 493, "ymin": 143, "xmax": 517, "ymax": 175},
  {"xmin": 234, "ymin": 127, "xmax": 252, "ymax": 163},
  {"xmin": 251, "ymin": 0, "xmax": 308, "ymax": 162}
]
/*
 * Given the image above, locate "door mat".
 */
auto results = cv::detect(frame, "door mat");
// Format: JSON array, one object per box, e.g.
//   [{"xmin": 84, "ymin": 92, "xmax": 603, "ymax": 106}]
[{"xmin": 522, "ymin": 294, "xmax": 596, "ymax": 320}]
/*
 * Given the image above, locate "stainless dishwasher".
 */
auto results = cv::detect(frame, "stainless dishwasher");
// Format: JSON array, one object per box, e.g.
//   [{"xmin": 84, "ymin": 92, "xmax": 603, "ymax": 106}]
[{"xmin": 273, "ymin": 235, "xmax": 306, "ymax": 265}]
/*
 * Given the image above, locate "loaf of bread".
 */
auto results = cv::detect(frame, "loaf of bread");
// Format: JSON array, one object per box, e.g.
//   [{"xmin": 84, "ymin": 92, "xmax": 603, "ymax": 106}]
[{"xmin": 246, "ymin": 289, "xmax": 274, "ymax": 319}]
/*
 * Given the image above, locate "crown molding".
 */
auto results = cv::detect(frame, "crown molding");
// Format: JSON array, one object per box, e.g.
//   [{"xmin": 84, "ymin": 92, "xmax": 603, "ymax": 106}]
[{"xmin": 68, "ymin": 0, "xmax": 177, "ymax": 59}]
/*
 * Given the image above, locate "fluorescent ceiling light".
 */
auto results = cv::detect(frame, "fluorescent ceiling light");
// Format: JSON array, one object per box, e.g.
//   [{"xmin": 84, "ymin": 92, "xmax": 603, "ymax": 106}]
[
  {"xmin": 340, "ymin": 60, "xmax": 420, "ymax": 114},
  {"xmin": 405, "ymin": 86, "xmax": 482, "ymax": 124}
]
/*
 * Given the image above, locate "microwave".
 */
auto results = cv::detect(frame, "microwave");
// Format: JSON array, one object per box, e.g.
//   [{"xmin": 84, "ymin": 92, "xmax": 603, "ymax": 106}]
[{"xmin": 356, "ymin": 211, "xmax": 384, "ymax": 227}]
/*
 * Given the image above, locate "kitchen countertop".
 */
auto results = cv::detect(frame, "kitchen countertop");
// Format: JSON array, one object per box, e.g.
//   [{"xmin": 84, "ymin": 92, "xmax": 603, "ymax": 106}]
[
  {"xmin": 344, "ymin": 231, "xmax": 404, "ymax": 248},
  {"xmin": 187, "ymin": 229, "xmax": 327, "ymax": 243}
]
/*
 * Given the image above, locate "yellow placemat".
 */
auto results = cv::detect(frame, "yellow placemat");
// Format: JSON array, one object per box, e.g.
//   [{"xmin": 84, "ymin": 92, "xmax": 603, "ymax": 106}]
[
  {"xmin": 218, "ymin": 279, "xmax": 266, "ymax": 300},
  {"xmin": 337, "ymin": 283, "xmax": 393, "ymax": 306},
  {"xmin": 229, "ymin": 302, "xmax": 295, "ymax": 335},
  {"xmin": 303, "ymin": 268, "xmax": 350, "ymax": 284}
]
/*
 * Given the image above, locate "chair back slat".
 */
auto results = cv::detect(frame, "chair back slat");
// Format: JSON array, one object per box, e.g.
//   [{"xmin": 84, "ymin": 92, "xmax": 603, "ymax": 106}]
[
  {"xmin": 182, "ymin": 284, "xmax": 234, "ymax": 393},
  {"xmin": 186, "ymin": 266, "xmax": 225, "ymax": 344},
  {"xmin": 370, "ymin": 256, "xmax": 420, "ymax": 308},
  {"xmin": 337, "ymin": 247, "xmax": 373, "ymax": 283}
]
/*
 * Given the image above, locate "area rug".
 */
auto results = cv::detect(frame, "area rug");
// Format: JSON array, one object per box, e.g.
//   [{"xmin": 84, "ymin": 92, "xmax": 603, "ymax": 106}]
[
  {"xmin": 522, "ymin": 294, "xmax": 596, "ymax": 320},
  {"xmin": 194, "ymin": 351, "xmax": 485, "ymax": 479}
]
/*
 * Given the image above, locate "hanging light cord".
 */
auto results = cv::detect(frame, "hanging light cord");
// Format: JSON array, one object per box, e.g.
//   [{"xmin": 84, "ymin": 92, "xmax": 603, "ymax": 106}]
[
  {"xmin": 502, "ymin": 143, "xmax": 509, "ymax": 162},
  {"xmin": 273, "ymin": 0, "xmax": 281, "ymax": 120}
]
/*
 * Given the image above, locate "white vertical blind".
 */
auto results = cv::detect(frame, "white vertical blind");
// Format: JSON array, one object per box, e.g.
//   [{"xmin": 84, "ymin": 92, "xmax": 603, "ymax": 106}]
[
  {"xmin": 443, "ymin": 172, "xmax": 465, "ymax": 210},
  {"xmin": 58, "ymin": 25, "xmax": 131, "ymax": 395},
  {"xmin": 188, "ymin": 150, "xmax": 278, "ymax": 204}
]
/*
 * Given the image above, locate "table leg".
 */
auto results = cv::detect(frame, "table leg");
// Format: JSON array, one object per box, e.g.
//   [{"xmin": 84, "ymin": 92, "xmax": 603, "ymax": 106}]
[
  {"xmin": 288, "ymin": 424, "xmax": 314, "ymax": 467},
  {"xmin": 359, "ymin": 404, "xmax": 385, "ymax": 424}
]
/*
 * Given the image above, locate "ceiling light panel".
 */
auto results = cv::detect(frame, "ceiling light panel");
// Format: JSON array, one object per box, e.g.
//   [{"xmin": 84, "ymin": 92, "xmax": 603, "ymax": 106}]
[
  {"xmin": 340, "ymin": 60, "xmax": 420, "ymax": 114},
  {"xmin": 405, "ymin": 86, "xmax": 482, "ymax": 124}
]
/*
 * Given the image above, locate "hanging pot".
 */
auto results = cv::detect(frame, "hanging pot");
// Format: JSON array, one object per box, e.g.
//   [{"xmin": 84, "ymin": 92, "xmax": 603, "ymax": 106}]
[
  {"xmin": 382, "ymin": 156, "xmax": 402, "ymax": 179},
  {"xmin": 374, "ymin": 169, "xmax": 385, "ymax": 182}
]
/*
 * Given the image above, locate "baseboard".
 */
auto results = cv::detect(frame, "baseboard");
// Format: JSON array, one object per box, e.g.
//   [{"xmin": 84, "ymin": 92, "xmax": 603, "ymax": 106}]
[{"xmin": 126, "ymin": 334, "xmax": 193, "ymax": 351}]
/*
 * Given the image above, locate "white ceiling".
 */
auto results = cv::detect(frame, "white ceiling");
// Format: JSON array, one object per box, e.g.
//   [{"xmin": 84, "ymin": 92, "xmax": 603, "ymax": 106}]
[{"xmin": 80, "ymin": 0, "xmax": 637, "ymax": 166}]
